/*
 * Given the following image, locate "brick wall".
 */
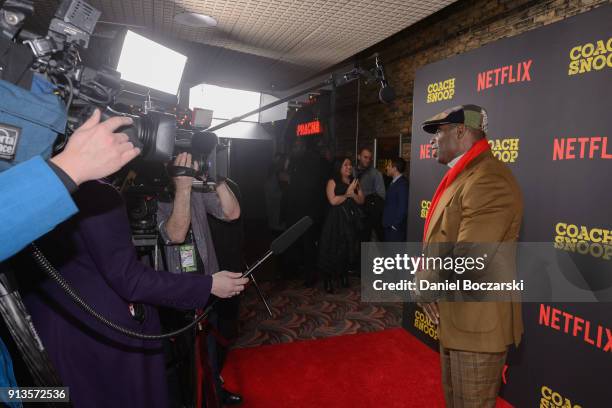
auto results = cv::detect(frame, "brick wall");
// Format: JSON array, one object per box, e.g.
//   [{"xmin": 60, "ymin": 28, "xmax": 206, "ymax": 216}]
[{"xmin": 334, "ymin": 0, "xmax": 609, "ymax": 162}]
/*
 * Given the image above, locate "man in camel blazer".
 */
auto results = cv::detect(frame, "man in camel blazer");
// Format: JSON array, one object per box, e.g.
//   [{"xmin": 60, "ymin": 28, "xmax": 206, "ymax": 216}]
[{"xmin": 415, "ymin": 105, "xmax": 523, "ymax": 408}]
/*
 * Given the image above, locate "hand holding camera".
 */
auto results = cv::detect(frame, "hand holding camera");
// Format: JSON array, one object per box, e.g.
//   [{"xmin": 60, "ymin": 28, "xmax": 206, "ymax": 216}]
[
  {"xmin": 172, "ymin": 152, "xmax": 200, "ymax": 192},
  {"xmin": 49, "ymin": 109, "xmax": 140, "ymax": 185}
]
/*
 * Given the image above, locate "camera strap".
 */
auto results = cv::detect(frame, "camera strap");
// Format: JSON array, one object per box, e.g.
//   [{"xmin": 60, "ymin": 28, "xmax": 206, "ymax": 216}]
[{"xmin": 167, "ymin": 165, "xmax": 198, "ymax": 178}]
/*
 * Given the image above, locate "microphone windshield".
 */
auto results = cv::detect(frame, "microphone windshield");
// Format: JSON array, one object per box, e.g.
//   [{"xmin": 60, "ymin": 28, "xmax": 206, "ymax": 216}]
[
  {"xmin": 271, "ymin": 216, "xmax": 313, "ymax": 254},
  {"xmin": 379, "ymin": 86, "xmax": 396, "ymax": 104}
]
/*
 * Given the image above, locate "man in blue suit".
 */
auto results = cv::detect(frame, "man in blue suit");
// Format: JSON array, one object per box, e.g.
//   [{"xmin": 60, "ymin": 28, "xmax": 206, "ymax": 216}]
[{"xmin": 383, "ymin": 157, "xmax": 409, "ymax": 242}]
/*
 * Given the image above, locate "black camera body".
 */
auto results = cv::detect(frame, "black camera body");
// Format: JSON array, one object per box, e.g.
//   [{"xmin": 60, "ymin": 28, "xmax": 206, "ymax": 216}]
[{"xmin": 0, "ymin": 0, "xmax": 183, "ymax": 166}]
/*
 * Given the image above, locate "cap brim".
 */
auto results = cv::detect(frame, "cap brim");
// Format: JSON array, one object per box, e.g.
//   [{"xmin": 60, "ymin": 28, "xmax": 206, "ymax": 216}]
[{"xmin": 422, "ymin": 119, "xmax": 453, "ymax": 134}]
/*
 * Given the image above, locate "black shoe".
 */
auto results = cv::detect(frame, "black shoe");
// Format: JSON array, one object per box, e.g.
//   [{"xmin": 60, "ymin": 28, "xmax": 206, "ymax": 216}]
[
  {"xmin": 222, "ymin": 388, "xmax": 243, "ymax": 406},
  {"xmin": 341, "ymin": 274, "xmax": 349, "ymax": 288},
  {"xmin": 324, "ymin": 278, "xmax": 335, "ymax": 294}
]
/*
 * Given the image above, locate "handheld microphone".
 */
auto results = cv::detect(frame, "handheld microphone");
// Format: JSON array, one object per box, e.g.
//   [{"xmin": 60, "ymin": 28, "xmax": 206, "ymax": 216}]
[
  {"xmin": 243, "ymin": 216, "xmax": 313, "ymax": 279},
  {"xmin": 270, "ymin": 216, "xmax": 313, "ymax": 254}
]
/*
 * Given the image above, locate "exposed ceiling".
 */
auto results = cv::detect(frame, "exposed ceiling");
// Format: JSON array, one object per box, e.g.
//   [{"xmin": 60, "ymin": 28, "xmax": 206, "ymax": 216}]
[{"xmin": 29, "ymin": 0, "xmax": 455, "ymax": 90}]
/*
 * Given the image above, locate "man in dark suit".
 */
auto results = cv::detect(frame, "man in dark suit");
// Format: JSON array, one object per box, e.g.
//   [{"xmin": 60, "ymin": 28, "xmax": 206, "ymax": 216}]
[{"xmin": 382, "ymin": 157, "xmax": 409, "ymax": 241}]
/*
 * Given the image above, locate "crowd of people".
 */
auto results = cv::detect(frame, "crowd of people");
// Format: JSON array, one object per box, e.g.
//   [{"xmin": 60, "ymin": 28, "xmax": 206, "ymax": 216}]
[{"xmin": 264, "ymin": 142, "xmax": 410, "ymax": 293}]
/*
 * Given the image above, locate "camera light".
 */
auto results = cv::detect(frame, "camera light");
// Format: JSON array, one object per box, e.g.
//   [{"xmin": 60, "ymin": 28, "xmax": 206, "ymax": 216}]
[{"xmin": 117, "ymin": 30, "xmax": 187, "ymax": 95}]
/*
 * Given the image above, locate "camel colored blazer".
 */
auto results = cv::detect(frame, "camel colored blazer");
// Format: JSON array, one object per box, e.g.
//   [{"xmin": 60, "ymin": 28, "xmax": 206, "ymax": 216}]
[{"xmin": 417, "ymin": 150, "xmax": 523, "ymax": 353}]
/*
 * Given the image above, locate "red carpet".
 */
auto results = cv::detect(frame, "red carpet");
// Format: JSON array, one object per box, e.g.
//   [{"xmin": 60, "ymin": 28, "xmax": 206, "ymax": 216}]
[{"xmin": 222, "ymin": 328, "xmax": 513, "ymax": 407}]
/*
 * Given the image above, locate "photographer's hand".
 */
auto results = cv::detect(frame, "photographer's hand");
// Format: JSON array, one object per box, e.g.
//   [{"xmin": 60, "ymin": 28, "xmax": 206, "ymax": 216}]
[
  {"xmin": 173, "ymin": 152, "xmax": 198, "ymax": 192},
  {"xmin": 50, "ymin": 109, "xmax": 140, "ymax": 185},
  {"xmin": 211, "ymin": 271, "xmax": 249, "ymax": 298},
  {"xmin": 164, "ymin": 153, "xmax": 199, "ymax": 243}
]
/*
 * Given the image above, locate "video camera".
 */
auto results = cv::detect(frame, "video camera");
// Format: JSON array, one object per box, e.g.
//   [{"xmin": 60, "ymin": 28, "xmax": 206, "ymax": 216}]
[{"xmin": 0, "ymin": 0, "xmax": 220, "ymax": 170}]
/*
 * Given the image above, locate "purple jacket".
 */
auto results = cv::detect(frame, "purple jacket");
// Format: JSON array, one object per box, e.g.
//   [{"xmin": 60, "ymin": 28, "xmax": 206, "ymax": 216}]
[{"xmin": 24, "ymin": 181, "xmax": 213, "ymax": 407}]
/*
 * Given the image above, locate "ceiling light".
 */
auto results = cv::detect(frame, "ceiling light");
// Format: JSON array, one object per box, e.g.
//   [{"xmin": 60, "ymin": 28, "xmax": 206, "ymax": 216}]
[{"xmin": 174, "ymin": 12, "xmax": 217, "ymax": 28}]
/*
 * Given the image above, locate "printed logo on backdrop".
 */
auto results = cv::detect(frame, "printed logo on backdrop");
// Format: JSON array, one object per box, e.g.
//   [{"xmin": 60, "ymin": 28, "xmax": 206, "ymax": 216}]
[
  {"xmin": 554, "ymin": 222, "xmax": 612, "ymax": 260},
  {"xmin": 553, "ymin": 136, "xmax": 612, "ymax": 160},
  {"xmin": 539, "ymin": 304, "xmax": 612, "ymax": 353},
  {"xmin": 540, "ymin": 385, "xmax": 583, "ymax": 408},
  {"xmin": 477, "ymin": 59, "xmax": 532, "ymax": 92},
  {"xmin": 489, "ymin": 138, "xmax": 520, "ymax": 163},
  {"xmin": 418, "ymin": 143, "xmax": 435, "ymax": 160},
  {"xmin": 413, "ymin": 310, "xmax": 438, "ymax": 340},
  {"xmin": 568, "ymin": 37, "xmax": 612, "ymax": 76},
  {"xmin": 419, "ymin": 200, "xmax": 431, "ymax": 219},
  {"xmin": 426, "ymin": 78, "xmax": 455, "ymax": 103}
]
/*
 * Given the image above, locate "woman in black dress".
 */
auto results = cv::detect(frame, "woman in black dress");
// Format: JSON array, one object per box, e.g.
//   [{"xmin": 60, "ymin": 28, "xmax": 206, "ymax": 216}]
[{"xmin": 317, "ymin": 157, "xmax": 365, "ymax": 293}]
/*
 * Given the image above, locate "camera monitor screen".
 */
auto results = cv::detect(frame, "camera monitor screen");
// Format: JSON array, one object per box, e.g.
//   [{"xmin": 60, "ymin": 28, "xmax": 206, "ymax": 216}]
[{"xmin": 117, "ymin": 31, "xmax": 187, "ymax": 95}]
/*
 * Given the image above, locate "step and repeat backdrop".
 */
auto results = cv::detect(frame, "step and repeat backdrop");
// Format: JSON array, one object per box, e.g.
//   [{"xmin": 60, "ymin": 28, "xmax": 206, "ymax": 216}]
[{"xmin": 403, "ymin": 5, "xmax": 611, "ymax": 407}]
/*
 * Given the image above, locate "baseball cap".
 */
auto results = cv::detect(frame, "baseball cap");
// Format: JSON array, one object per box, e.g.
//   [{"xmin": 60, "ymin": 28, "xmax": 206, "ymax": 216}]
[{"xmin": 421, "ymin": 104, "xmax": 488, "ymax": 134}]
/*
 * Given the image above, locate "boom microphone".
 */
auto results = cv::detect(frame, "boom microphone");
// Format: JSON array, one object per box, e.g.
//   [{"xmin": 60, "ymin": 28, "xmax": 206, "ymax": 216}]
[
  {"xmin": 243, "ymin": 216, "xmax": 313, "ymax": 279},
  {"xmin": 379, "ymin": 85, "xmax": 396, "ymax": 104},
  {"xmin": 271, "ymin": 216, "xmax": 313, "ymax": 254},
  {"xmin": 374, "ymin": 55, "xmax": 396, "ymax": 104}
]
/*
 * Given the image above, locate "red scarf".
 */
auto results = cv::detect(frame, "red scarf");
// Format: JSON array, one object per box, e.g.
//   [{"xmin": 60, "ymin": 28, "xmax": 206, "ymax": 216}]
[{"xmin": 423, "ymin": 138, "xmax": 491, "ymax": 241}]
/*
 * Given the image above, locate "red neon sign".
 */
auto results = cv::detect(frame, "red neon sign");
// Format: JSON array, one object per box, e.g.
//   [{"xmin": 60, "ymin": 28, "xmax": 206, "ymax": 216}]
[{"xmin": 296, "ymin": 120, "xmax": 322, "ymax": 137}]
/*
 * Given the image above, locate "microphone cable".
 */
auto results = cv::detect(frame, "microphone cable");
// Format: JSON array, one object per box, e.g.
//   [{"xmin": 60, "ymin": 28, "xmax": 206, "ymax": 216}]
[{"xmin": 30, "ymin": 243, "xmax": 218, "ymax": 340}]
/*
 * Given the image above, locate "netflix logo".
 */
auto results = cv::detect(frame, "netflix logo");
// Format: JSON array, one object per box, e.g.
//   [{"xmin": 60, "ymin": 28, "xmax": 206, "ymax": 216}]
[
  {"xmin": 477, "ymin": 59, "xmax": 532, "ymax": 92},
  {"xmin": 539, "ymin": 304, "xmax": 611, "ymax": 353},
  {"xmin": 419, "ymin": 144, "xmax": 434, "ymax": 159},
  {"xmin": 553, "ymin": 136, "xmax": 612, "ymax": 160}
]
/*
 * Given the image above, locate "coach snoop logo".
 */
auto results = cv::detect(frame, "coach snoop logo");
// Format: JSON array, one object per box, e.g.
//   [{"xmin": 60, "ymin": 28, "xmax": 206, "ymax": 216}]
[
  {"xmin": 426, "ymin": 78, "xmax": 455, "ymax": 103},
  {"xmin": 488, "ymin": 138, "xmax": 519, "ymax": 163},
  {"xmin": 540, "ymin": 385, "xmax": 583, "ymax": 408},
  {"xmin": 554, "ymin": 223, "xmax": 612, "ymax": 260},
  {"xmin": 568, "ymin": 37, "xmax": 612, "ymax": 76},
  {"xmin": 420, "ymin": 200, "xmax": 431, "ymax": 219},
  {"xmin": 477, "ymin": 59, "xmax": 532, "ymax": 92},
  {"xmin": 414, "ymin": 310, "xmax": 438, "ymax": 340}
]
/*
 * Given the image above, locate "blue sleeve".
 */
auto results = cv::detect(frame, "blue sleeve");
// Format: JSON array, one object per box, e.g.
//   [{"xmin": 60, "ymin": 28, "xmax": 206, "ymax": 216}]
[
  {"xmin": 0, "ymin": 338, "xmax": 22, "ymax": 407},
  {"xmin": 0, "ymin": 156, "xmax": 77, "ymax": 261}
]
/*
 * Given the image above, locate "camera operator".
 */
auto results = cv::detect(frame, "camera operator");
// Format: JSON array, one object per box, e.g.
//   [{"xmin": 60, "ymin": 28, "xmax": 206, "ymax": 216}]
[
  {"xmin": 17, "ymin": 169, "xmax": 247, "ymax": 407},
  {"xmin": 157, "ymin": 152, "xmax": 244, "ymax": 406},
  {"xmin": 0, "ymin": 109, "xmax": 140, "ymax": 261}
]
